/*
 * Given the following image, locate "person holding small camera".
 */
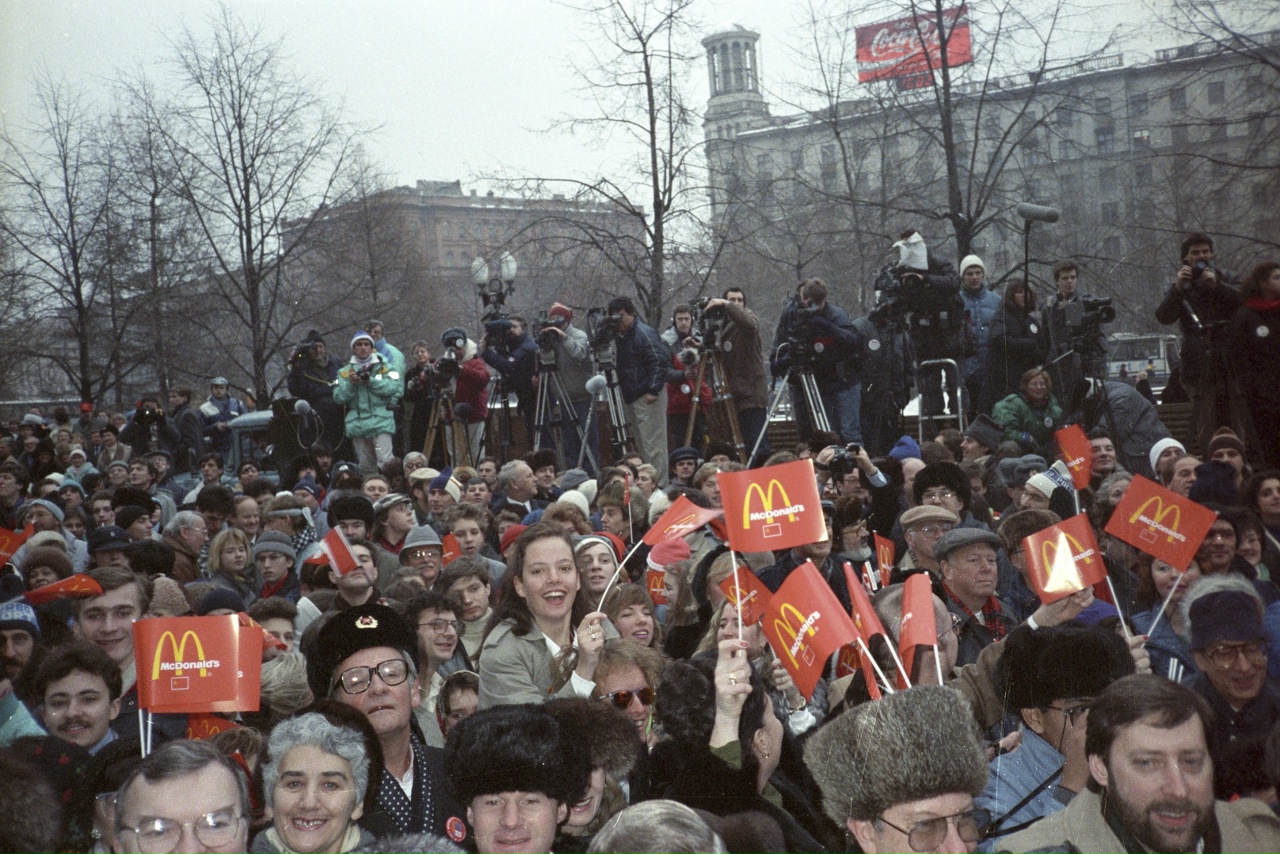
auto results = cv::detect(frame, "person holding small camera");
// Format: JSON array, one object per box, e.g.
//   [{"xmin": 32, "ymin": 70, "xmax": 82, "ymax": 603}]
[
  {"xmin": 333, "ymin": 330, "xmax": 403, "ymax": 474},
  {"xmin": 287, "ymin": 330, "xmax": 345, "ymax": 451},
  {"xmin": 118, "ymin": 396, "xmax": 182, "ymax": 461}
]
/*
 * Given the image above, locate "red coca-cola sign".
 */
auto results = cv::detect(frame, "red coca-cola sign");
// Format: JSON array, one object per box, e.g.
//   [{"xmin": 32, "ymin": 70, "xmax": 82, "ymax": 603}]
[{"xmin": 855, "ymin": 4, "xmax": 973, "ymax": 83}]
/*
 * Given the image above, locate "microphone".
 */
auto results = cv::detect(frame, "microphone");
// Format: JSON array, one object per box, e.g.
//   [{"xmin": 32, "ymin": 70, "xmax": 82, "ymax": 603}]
[
  {"xmin": 1016, "ymin": 203, "xmax": 1060, "ymax": 223},
  {"xmin": 294, "ymin": 399, "xmax": 312, "ymax": 415},
  {"xmin": 454, "ymin": 402, "xmax": 473, "ymax": 422},
  {"xmin": 585, "ymin": 375, "xmax": 608, "ymax": 397}
]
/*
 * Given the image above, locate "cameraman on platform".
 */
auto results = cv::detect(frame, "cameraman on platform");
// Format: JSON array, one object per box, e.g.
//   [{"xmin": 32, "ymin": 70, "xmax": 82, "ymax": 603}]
[
  {"xmin": 1155, "ymin": 232, "xmax": 1242, "ymax": 443},
  {"xmin": 700, "ymin": 288, "xmax": 771, "ymax": 464},
  {"xmin": 536, "ymin": 303, "xmax": 597, "ymax": 475},
  {"xmin": 773, "ymin": 279, "xmax": 862, "ymax": 445},
  {"xmin": 1042, "ymin": 260, "xmax": 1107, "ymax": 406},
  {"xmin": 607, "ymin": 296, "xmax": 670, "ymax": 478},
  {"xmin": 481, "ymin": 315, "xmax": 538, "ymax": 438},
  {"xmin": 287, "ymin": 330, "xmax": 345, "ymax": 451}
]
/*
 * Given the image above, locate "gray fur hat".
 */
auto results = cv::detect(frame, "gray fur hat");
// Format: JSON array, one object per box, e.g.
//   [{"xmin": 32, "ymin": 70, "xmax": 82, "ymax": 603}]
[{"xmin": 804, "ymin": 685, "xmax": 988, "ymax": 823}]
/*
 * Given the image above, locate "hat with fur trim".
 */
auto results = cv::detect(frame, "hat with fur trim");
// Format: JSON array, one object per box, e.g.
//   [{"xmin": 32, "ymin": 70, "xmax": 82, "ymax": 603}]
[
  {"xmin": 328, "ymin": 493, "xmax": 375, "ymax": 528},
  {"xmin": 444, "ymin": 704, "xmax": 592, "ymax": 806},
  {"xmin": 805, "ymin": 684, "xmax": 988, "ymax": 823},
  {"xmin": 545, "ymin": 696, "xmax": 642, "ymax": 780},
  {"xmin": 306, "ymin": 602, "xmax": 418, "ymax": 698},
  {"xmin": 997, "ymin": 624, "xmax": 1133, "ymax": 712}
]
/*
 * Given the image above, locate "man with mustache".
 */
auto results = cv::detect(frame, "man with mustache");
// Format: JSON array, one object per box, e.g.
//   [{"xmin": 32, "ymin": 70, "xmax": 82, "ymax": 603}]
[
  {"xmin": 36, "ymin": 642, "xmax": 123, "ymax": 754},
  {"xmin": 1000, "ymin": 674, "xmax": 1280, "ymax": 853}
]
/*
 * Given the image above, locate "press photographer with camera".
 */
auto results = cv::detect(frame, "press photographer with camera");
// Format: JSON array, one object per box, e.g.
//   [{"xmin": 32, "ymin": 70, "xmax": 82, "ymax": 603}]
[
  {"xmin": 332, "ymin": 330, "xmax": 403, "ymax": 474},
  {"xmin": 699, "ymin": 288, "xmax": 771, "ymax": 463},
  {"xmin": 533, "ymin": 303, "xmax": 597, "ymax": 474},
  {"xmin": 119, "ymin": 396, "xmax": 182, "ymax": 460},
  {"xmin": 286, "ymin": 330, "xmax": 345, "ymax": 451},
  {"xmin": 606, "ymin": 296, "xmax": 670, "ymax": 478},
  {"xmin": 1041, "ymin": 260, "xmax": 1109, "ymax": 406},
  {"xmin": 481, "ymin": 314, "xmax": 538, "ymax": 439},
  {"xmin": 772, "ymin": 278, "xmax": 862, "ymax": 445},
  {"xmin": 664, "ymin": 303, "xmax": 712, "ymax": 454}
]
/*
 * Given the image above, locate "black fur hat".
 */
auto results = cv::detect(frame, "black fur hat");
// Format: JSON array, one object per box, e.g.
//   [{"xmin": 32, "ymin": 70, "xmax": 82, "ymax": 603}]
[
  {"xmin": 996, "ymin": 623, "xmax": 1134, "ymax": 712},
  {"xmin": 544, "ymin": 697, "xmax": 642, "ymax": 780},
  {"xmin": 306, "ymin": 603, "xmax": 417, "ymax": 698},
  {"xmin": 444, "ymin": 704, "xmax": 591, "ymax": 806},
  {"xmin": 912, "ymin": 461, "xmax": 971, "ymax": 506}
]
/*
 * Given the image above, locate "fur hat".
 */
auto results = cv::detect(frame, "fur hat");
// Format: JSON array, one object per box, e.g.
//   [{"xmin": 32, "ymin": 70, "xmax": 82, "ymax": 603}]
[
  {"xmin": 545, "ymin": 697, "xmax": 642, "ymax": 780},
  {"xmin": 112, "ymin": 487, "xmax": 157, "ymax": 513},
  {"xmin": 306, "ymin": 603, "xmax": 417, "ymax": 698},
  {"xmin": 114, "ymin": 505, "xmax": 150, "ymax": 532},
  {"xmin": 912, "ymin": 461, "xmax": 971, "ymax": 506},
  {"xmin": 149, "ymin": 576, "xmax": 191, "ymax": 617},
  {"xmin": 328, "ymin": 493, "xmax": 375, "ymax": 528},
  {"xmin": 525, "ymin": 449, "xmax": 557, "ymax": 474},
  {"xmin": 21, "ymin": 545, "xmax": 74, "ymax": 582},
  {"xmin": 804, "ymin": 685, "xmax": 988, "ymax": 824},
  {"xmin": 1189, "ymin": 587, "xmax": 1264, "ymax": 650},
  {"xmin": 997, "ymin": 624, "xmax": 1134, "ymax": 712},
  {"xmin": 444, "ymin": 704, "xmax": 592, "ymax": 806}
]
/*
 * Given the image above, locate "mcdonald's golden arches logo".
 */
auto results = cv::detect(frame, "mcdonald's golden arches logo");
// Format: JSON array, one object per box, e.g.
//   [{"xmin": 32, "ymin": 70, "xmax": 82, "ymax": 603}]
[
  {"xmin": 1128, "ymin": 496, "xmax": 1184, "ymax": 544},
  {"xmin": 772, "ymin": 602, "xmax": 819, "ymax": 669},
  {"xmin": 152, "ymin": 630, "xmax": 221, "ymax": 684},
  {"xmin": 742, "ymin": 480, "xmax": 804, "ymax": 537}
]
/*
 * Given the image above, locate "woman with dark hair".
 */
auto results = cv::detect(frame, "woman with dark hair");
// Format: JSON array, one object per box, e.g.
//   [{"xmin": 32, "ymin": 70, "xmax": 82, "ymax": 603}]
[
  {"xmin": 992, "ymin": 368, "xmax": 1063, "ymax": 456},
  {"xmin": 982, "ymin": 279, "xmax": 1044, "ymax": 414},
  {"xmin": 1130, "ymin": 556, "xmax": 1201, "ymax": 684},
  {"xmin": 478, "ymin": 522, "xmax": 611, "ymax": 708},
  {"xmin": 1228, "ymin": 261, "xmax": 1280, "ymax": 468},
  {"xmin": 603, "ymin": 583, "xmax": 662, "ymax": 650},
  {"xmin": 1243, "ymin": 469, "xmax": 1280, "ymax": 574},
  {"xmin": 649, "ymin": 641, "xmax": 840, "ymax": 852}
]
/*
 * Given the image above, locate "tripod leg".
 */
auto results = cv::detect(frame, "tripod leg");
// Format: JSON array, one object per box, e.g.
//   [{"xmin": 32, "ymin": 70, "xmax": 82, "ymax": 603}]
[
  {"xmin": 685, "ymin": 355, "xmax": 708, "ymax": 448},
  {"xmin": 708, "ymin": 354, "xmax": 745, "ymax": 462}
]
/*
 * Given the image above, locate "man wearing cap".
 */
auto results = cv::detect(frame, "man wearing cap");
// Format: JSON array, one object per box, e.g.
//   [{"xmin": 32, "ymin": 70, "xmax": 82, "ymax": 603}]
[
  {"xmin": 254, "ymin": 531, "xmax": 301, "ymax": 603},
  {"xmin": 329, "ymin": 491, "xmax": 399, "ymax": 592},
  {"xmin": 199, "ymin": 377, "xmax": 246, "ymax": 456},
  {"xmin": 426, "ymin": 470, "xmax": 461, "ymax": 533},
  {"xmin": 1, "ymin": 598, "xmax": 41, "ymax": 685},
  {"xmin": 807, "ymin": 685, "xmax": 991, "ymax": 854},
  {"xmin": 890, "ymin": 505, "xmax": 959, "ymax": 585},
  {"xmin": 287, "ymin": 330, "xmax": 346, "ymax": 451},
  {"xmin": 373, "ymin": 493, "xmax": 417, "ymax": 556},
  {"xmin": 12, "ymin": 497, "xmax": 90, "ymax": 572},
  {"xmin": 1182, "ymin": 576, "xmax": 1280, "ymax": 800},
  {"xmin": 759, "ymin": 502, "xmax": 854, "ymax": 611},
  {"xmin": 935, "ymin": 528, "xmax": 1016, "ymax": 667},
  {"xmin": 87, "ymin": 525, "xmax": 131, "ymax": 570},
  {"xmin": 959, "ymin": 254, "xmax": 1002, "ymax": 412},
  {"xmin": 334, "ymin": 331, "xmax": 403, "ymax": 475},
  {"xmin": 404, "ymin": 465, "xmax": 441, "ymax": 528},
  {"xmin": 538, "ymin": 302, "xmax": 598, "ymax": 476},
  {"xmin": 401, "ymin": 525, "xmax": 446, "ymax": 589},
  {"xmin": 308, "ymin": 602, "xmax": 467, "ymax": 840},
  {"xmin": 961, "ymin": 415, "xmax": 1004, "ymax": 464},
  {"xmin": 996, "ymin": 454, "xmax": 1047, "ymax": 514},
  {"xmin": 668, "ymin": 446, "xmax": 700, "ymax": 488},
  {"xmin": 979, "ymin": 625, "xmax": 1134, "ymax": 843},
  {"xmin": 1000, "ymin": 674, "xmax": 1280, "ymax": 854}
]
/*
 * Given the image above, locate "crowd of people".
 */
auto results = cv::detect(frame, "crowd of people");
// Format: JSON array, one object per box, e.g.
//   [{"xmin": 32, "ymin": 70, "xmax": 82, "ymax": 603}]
[{"xmin": 1, "ymin": 233, "xmax": 1279, "ymax": 854}]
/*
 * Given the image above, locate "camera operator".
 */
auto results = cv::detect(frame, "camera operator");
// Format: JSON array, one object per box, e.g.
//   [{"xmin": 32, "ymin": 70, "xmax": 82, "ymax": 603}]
[
  {"xmin": 119, "ymin": 396, "xmax": 182, "ymax": 460},
  {"xmin": 606, "ymin": 296, "xmax": 670, "ymax": 478},
  {"xmin": 957, "ymin": 255, "xmax": 1002, "ymax": 412},
  {"xmin": 536, "ymin": 303, "xmax": 598, "ymax": 475},
  {"xmin": 1155, "ymin": 232, "xmax": 1243, "ymax": 442},
  {"xmin": 166, "ymin": 387, "xmax": 206, "ymax": 474},
  {"xmin": 1042, "ymin": 260, "xmax": 1108, "ymax": 406},
  {"xmin": 852, "ymin": 307, "xmax": 915, "ymax": 456},
  {"xmin": 481, "ymin": 314, "xmax": 538, "ymax": 439},
  {"xmin": 772, "ymin": 279, "xmax": 863, "ymax": 445},
  {"xmin": 286, "ymin": 330, "xmax": 345, "ymax": 451},
  {"xmin": 661, "ymin": 303, "xmax": 697, "ymax": 351},
  {"xmin": 664, "ymin": 303, "xmax": 711, "ymax": 454},
  {"xmin": 701, "ymin": 288, "xmax": 771, "ymax": 463},
  {"xmin": 440, "ymin": 327, "xmax": 491, "ymax": 460},
  {"xmin": 333, "ymin": 330, "xmax": 403, "ymax": 474}
]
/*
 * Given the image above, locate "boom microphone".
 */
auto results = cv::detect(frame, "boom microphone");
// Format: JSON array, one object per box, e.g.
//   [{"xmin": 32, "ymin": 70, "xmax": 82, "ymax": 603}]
[
  {"xmin": 294, "ymin": 399, "xmax": 312, "ymax": 415},
  {"xmin": 1016, "ymin": 203, "xmax": 1060, "ymax": 223},
  {"xmin": 585, "ymin": 375, "xmax": 608, "ymax": 397}
]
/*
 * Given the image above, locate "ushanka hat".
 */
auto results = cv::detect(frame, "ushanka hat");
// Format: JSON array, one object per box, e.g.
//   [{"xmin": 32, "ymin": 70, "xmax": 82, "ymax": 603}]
[{"xmin": 306, "ymin": 603, "xmax": 417, "ymax": 698}]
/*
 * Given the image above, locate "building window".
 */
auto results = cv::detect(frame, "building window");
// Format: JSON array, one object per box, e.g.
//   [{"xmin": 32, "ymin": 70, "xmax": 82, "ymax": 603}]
[
  {"xmin": 1103, "ymin": 236, "xmax": 1122, "ymax": 258},
  {"xmin": 1134, "ymin": 162, "xmax": 1152, "ymax": 185},
  {"xmin": 446, "ymin": 251, "xmax": 455, "ymax": 267},
  {"xmin": 1207, "ymin": 81, "xmax": 1225, "ymax": 105},
  {"xmin": 1169, "ymin": 86, "xmax": 1186, "ymax": 111},
  {"xmin": 1095, "ymin": 96, "xmax": 1112, "ymax": 115},
  {"xmin": 1209, "ymin": 119, "xmax": 1227, "ymax": 142},
  {"xmin": 1054, "ymin": 108, "xmax": 1074, "ymax": 128},
  {"xmin": 1095, "ymin": 126, "xmax": 1114, "ymax": 155},
  {"xmin": 1171, "ymin": 124, "xmax": 1189, "ymax": 146},
  {"xmin": 1129, "ymin": 93, "xmax": 1148, "ymax": 118},
  {"xmin": 441, "ymin": 221, "xmax": 451, "ymax": 239},
  {"xmin": 790, "ymin": 149, "xmax": 804, "ymax": 170},
  {"xmin": 1132, "ymin": 128, "xmax": 1152, "ymax": 147}
]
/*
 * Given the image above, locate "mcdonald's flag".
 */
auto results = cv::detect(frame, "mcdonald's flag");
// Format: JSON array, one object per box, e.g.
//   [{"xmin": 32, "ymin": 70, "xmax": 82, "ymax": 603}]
[
  {"xmin": 761, "ymin": 561, "xmax": 858, "ymax": 699},
  {"xmin": 719, "ymin": 566, "xmax": 773, "ymax": 626},
  {"xmin": 0, "ymin": 522, "xmax": 34, "ymax": 565},
  {"xmin": 843, "ymin": 562, "xmax": 889, "ymax": 643},
  {"xmin": 899, "ymin": 573, "xmax": 938, "ymax": 689},
  {"xmin": 24, "ymin": 573, "xmax": 103, "ymax": 606},
  {"xmin": 1023, "ymin": 513, "xmax": 1108, "ymax": 604},
  {"xmin": 442, "ymin": 533, "xmax": 461, "ymax": 566},
  {"xmin": 874, "ymin": 534, "xmax": 895, "ymax": 587},
  {"xmin": 719, "ymin": 459, "xmax": 825, "ymax": 553},
  {"xmin": 1104, "ymin": 474, "xmax": 1216, "ymax": 570},
  {"xmin": 238, "ymin": 611, "xmax": 287, "ymax": 653},
  {"xmin": 317, "ymin": 527, "xmax": 359, "ymax": 576},
  {"xmin": 645, "ymin": 567, "xmax": 668, "ymax": 605},
  {"xmin": 833, "ymin": 644, "xmax": 882, "ymax": 700},
  {"xmin": 1056, "ymin": 424, "xmax": 1093, "ymax": 490},
  {"xmin": 643, "ymin": 495, "xmax": 724, "ymax": 546},
  {"xmin": 186, "ymin": 711, "xmax": 240, "ymax": 741},
  {"xmin": 134, "ymin": 616, "xmax": 262, "ymax": 713}
]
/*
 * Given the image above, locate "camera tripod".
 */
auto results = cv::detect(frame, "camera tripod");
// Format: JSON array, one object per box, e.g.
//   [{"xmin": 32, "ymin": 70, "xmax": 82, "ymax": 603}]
[
  {"xmin": 591, "ymin": 343, "xmax": 637, "ymax": 461},
  {"xmin": 533, "ymin": 347, "xmax": 599, "ymax": 473},
  {"xmin": 421, "ymin": 387, "xmax": 472, "ymax": 470},
  {"xmin": 684, "ymin": 348, "xmax": 745, "ymax": 462},
  {"xmin": 756, "ymin": 363, "xmax": 830, "ymax": 462}
]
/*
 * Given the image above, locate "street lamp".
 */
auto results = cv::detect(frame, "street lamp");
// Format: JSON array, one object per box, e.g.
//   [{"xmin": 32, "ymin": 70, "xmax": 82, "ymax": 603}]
[{"xmin": 471, "ymin": 251, "xmax": 517, "ymax": 321}]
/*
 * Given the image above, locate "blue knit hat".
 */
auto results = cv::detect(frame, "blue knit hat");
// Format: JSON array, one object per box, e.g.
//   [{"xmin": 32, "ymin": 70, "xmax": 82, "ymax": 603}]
[
  {"xmin": 0, "ymin": 599, "xmax": 40, "ymax": 639},
  {"xmin": 888, "ymin": 435, "xmax": 922, "ymax": 461}
]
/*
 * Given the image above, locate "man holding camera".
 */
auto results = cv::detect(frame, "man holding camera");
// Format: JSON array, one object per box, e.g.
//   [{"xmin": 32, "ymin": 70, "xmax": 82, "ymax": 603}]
[
  {"xmin": 607, "ymin": 296, "xmax": 670, "ymax": 479},
  {"xmin": 1042, "ymin": 260, "xmax": 1108, "ymax": 408},
  {"xmin": 481, "ymin": 315, "xmax": 538, "ymax": 442},
  {"xmin": 535, "ymin": 303, "xmax": 597, "ymax": 474},
  {"xmin": 700, "ymin": 288, "xmax": 771, "ymax": 464},
  {"xmin": 773, "ymin": 279, "xmax": 863, "ymax": 445},
  {"xmin": 119, "ymin": 396, "xmax": 182, "ymax": 462},
  {"xmin": 287, "ymin": 330, "xmax": 345, "ymax": 451},
  {"xmin": 333, "ymin": 330, "xmax": 403, "ymax": 474}
]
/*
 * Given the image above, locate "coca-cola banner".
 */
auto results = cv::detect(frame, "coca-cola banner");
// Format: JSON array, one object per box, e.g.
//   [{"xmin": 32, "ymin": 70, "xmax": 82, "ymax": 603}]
[{"xmin": 855, "ymin": 4, "xmax": 973, "ymax": 83}]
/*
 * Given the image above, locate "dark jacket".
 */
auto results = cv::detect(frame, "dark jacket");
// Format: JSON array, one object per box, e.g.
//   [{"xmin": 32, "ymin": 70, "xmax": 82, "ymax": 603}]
[
  {"xmin": 1155, "ymin": 270, "xmax": 1242, "ymax": 389},
  {"xmin": 1228, "ymin": 300, "xmax": 1280, "ymax": 466},
  {"xmin": 119, "ymin": 409, "xmax": 182, "ymax": 460},
  {"xmin": 1042, "ymin": 291, "xmax": 1108, "ymax": 401},
  {"xmin": 1079, "ymin": 381, "xmax": 1171, "ymax": 479},
  {"xmin": 287, "ymin": 353, "xmax": 344, "ymax": 449},
  {"xmin": 984, "ymin": 305, "xmax": 1045, "ymax": 412},
  {"xmin": 614, "ymin": 318, "xmax": 670, "ymax": 403},
  {"xmin": 169, "ymin": 401, "xmax": 206, "ymax": 473},
  {"xmin": 483, "ymin": 331, "xmax": 538, "ymax": 396},
  {"xmin": 718, "ymin": 303, "xmax": 771, "ymax": 409}
]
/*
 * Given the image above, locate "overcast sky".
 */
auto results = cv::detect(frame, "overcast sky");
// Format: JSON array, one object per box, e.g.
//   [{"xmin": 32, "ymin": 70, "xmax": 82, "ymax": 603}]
[{"xmin": 0, "ymin": 0, "xmax": 1226, "ymax": 193}]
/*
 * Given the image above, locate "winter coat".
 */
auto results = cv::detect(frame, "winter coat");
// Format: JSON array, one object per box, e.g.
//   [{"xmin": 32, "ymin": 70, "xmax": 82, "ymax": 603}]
[
  {"xmin": 287, "ymin": 352, "xmax": 345, "ymax": 448},
  {"xmin": 614, "ymin": 319, "xmax": 670, "ymax": 403},
  {"xmin": 482, "ymin": 332, "xmax": 538, "ymax": 396},
  {"xmin": 992, "ymin": 392, "xmax": 1064, "ymax": 454},
  {"xmin": 1041, "ymin": 292, "xmax": 1107, "ymax": 402},
  {"xmin": 199, "ymin": 394, "xmax": 247, "ymax": 455},
  {"xmin": 1229, "ymin": 300, "xmax": 1280, "ymax": 467},
  {"xmin": 332, "ymin": 354, "xmax": 402, "ymax": 438},
  {"xmin": 169, "ymin": 401, "xmax": 206, "ymax": 473},
  {"xmin": 477, "ymin": 619, "xmax": 618, "ymax": 708},
  {"xmin": 984, "ymin": 306, "xmax": 1045, "ymax": 411},
  {"xmin": 119, "ymin": 410, "xmax": 182, "ymax": 459},
  {"xmin": 960, "ymin": 285, "xmax": 1003, "ymax": 384},
  {"xmin": 373, "ymin": 338, "xmax": 406, "ymax": 376},
  {"xmin": 1079, "ymin": 381, "xmax": 1171, "ymax": 479},
  {"xmin": 1155, "ymin": 271, "xmax": 1242, "ymax": 389},
  {"xmin": 666, "ymin": 353, "xmax": 712, "ymax": 417},
  {"xmin": 719, "ymin": 303, "xmax": 771, "ymax": 409}
]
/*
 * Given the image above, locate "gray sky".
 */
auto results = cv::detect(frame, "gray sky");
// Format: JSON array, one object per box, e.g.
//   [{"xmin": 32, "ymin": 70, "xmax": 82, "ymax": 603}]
[{"xmin": 0, "ymin": 0, "xmax": 1203, "ymax": 192}]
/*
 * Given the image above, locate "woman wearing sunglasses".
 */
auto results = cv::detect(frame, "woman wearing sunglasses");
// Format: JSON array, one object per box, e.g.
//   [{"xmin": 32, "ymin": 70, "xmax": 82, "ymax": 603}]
[
  {"xmin": 478, "ymin": 522, "xmax": 614, "ymax": 708},
  {"xmin": 591, "ymin": 639, "xmax": 667, "ymax": 750}
]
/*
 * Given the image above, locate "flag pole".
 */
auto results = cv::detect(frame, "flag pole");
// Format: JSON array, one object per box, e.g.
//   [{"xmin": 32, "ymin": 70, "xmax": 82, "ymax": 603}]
[
  {"xmin": 597, "ymin": 539, "xmax": 645, "ymax": 609},
  {"xmin": 731, "ymin": 549, "xmax": 743, "ymax": 639},
  {"xmin": 856, "ymin": 636, "xmax": 895, "ymax": 695},
  {"xmin": 1105, "ymin": 574, "xmax": 1134, "ymax": 645},
  {"xmin": 1143, "ymin": 573, "xmax": 1184, "ymax": 639},
  {"xmin": 138, "ymin": 709, "xmax": 146, "ymax": 757},
  {"xmin": 933, "ymin": 643, "xmax": 944, "ymax": 684}
]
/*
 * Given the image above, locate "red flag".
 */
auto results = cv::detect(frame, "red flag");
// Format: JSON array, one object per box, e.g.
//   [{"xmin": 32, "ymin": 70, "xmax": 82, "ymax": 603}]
[
  {"xmin": 1023, "ymin": 513, "xmax": 1109, "ymax": 604},
  {"xmin": 718, "ymin": 566, "xmax": 773, "ymax": 626},
  {"xmin": 719, "ymin": 459, "xmax": 826, "ymax": 553},
  {"xmin": 644, "ymin": 567, "xmax": 668, "ymax": 605},
  {"xmin": 623, "ymin": 472, "xmax": 632, "ymax": 505},
  {"xmin": 0, "ymin": 522, "xmax": 34, "ymax": 565},
  {"xmin": 833, "ymin": 642, "xmax": 882, "ymax": 700},
  {"xmin": 761, "ymin": 561, "xmax": 858, "ymax": 699},
  {"xmin": 238, "ymin": 612, "xmax": 285, "ymax": 652},
  {"xmin": 134, "ymin": 616, "xmax": 262, "ymax": 713},
  {"xmin": 186, "ymin": 711, "xmax": 241, "ymax": 740},
  {"xmin": 843, "ymin": 562, "xmax": 888, "ymax": 642},
  {"xmin": 1104, "ymin": 474, "xmax": 1216, "ymax": 571},
  {"xmin": 899, "ymin": 573, "xmax": 938, "ymax": 688},
  {"xmin": 316, "ymin": 527, "xmax": 360, "ymax": 576},
  {"xmin": 642, "ymin": 495, "xmax": 724, "ymax": 546},
  {"xmin": 24, "ymin": 574, "xmax": 103, "ymax": 605},
  {"xmin": 441, "ymin": 533, "xmax": 461, "ymax": 566},
  {"xmin": 874, "ymin": 533, "xmax": 895, "ymax": 587},
  {"xmin": 860, "ymin": 562, "xmax": 879, "ymax": 594},
  {"xmin": 1056, "ymin": 424, "xmax": 1094, "ymax": 490}
]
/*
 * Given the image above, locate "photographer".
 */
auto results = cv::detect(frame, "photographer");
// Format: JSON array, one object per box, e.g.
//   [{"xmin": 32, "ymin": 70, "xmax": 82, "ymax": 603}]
[
  {"xmin": 664, "ymin": 303, "xmax": 711, "ymax": 455},
  {"xmin": 332, "ymin": 330, "xmax": 403, "ymax": 474},
  {"xmin": 481, "ymin": 314, "xmax": 538, "ymax": 438},
  {"xmin": 1042, "ymin": 260, "xmax": 1108, "ymax": 406},
  {"xmin": 957, "ymin": 255, "xmax": 1002, "ymax": 411},
  {"xmin": 853, "ymin": 308, "xmax": 915, "ymax": 457},
  {"xmin": 118, "ymin": 396, "xmax": 181, "ymax": 461},
  {"xmin": 607, "ymin": 296, "xmax": 670, "ymax": 477},
  {"xmin": 198, "ymin": 376, "xmax": 246, "ymax": 457},
  {"xmin": 535, "ymin": 303, "xmax": 597, "ymax": 475},
  {"xmin": 404, "ymin": 340, "xmax": 436, "ymax": 453},
  {"xmin": 701, "ymin": 288, "xmax": 771, "ymax": 463},
  {"xmin": 286, "ymin": 330, "xmax": 345, "ymax": 451}
]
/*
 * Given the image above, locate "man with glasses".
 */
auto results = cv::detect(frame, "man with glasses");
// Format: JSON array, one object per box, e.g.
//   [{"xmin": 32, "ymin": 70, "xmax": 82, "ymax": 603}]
[
  {"xmin": 807, "ymin": 684, "xmax": 991, "ymax": 853},
  {"xmin": 404, "ymin": 589, "xmax": 472, "ymax": 748},
  {"xmin": 307, "ymin": 603, "xmax": 466, "ymax": 841},
  {"xmin": 400, "ymin": 524, "xmax": 446, "ymax": 589},
  {"xmin": 1001, "ymin": 674, "xmax": 1280, "ymax": 853},
  {"xmin": 913, "ymin": 462, "xmax": 989, "ymax": 532},
  {"xmin": 978, "ymin": 625, "xmax": 1133, "ymax": 843},
  {"xmin": 1183, "ymin": 576, "xmax": 1280, "ymax": 800},
  {"xmin": 114, "ymin": 739, "xmax": 249, "ymax": 854},
  {"xmin": 891, "ymin": 505, "xmax": 959, "ymax": 585}
]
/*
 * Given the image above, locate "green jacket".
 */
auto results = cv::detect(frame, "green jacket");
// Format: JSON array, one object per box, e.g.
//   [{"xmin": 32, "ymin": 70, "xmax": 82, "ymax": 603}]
[
  {"xmin": 992, "ymin": 392, "xmax": 1064, "ymax": 452},
  {"xmin": 332, "ymin": 354, "xmax": 402, "ymax": 438}
]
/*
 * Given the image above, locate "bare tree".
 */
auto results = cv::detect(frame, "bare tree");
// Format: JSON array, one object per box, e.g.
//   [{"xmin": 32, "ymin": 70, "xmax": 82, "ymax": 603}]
[{"xmin": 153, "ymin": 5, "xmax": 361, "ymax": 402}]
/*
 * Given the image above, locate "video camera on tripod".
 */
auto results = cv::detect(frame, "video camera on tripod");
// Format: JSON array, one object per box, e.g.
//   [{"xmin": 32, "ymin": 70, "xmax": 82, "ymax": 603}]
[
  {"xmin": 1063, "ymin": 296, "xmax": 1116, "ymax": 351},
  {"xmin": 585, "ymin": 307, "xmax": 622, "ymax": 352},
  {"xmin": 534, "ymin": 310, "xmax": 569, "ymax": 351},
  {"xmin": 774, "ymin": 297, "xmax": 823, "ymax": 367}
]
